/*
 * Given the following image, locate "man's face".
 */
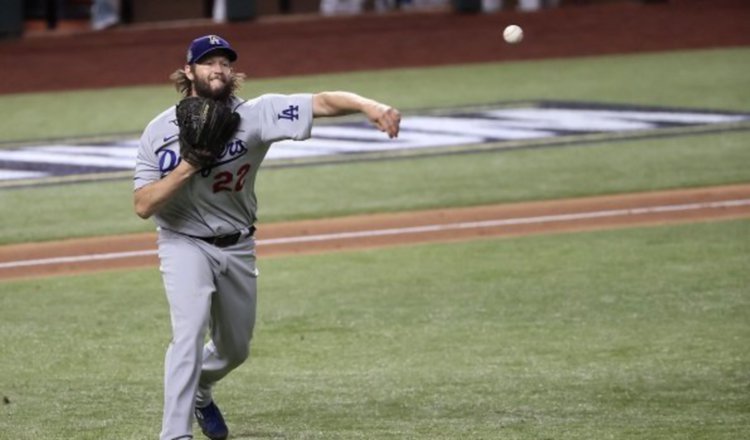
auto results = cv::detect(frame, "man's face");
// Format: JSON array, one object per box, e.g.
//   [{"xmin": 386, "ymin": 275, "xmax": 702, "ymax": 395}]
[{"xmin": 186, "ymin": 53, "xmax": 233, "ymax": 101}]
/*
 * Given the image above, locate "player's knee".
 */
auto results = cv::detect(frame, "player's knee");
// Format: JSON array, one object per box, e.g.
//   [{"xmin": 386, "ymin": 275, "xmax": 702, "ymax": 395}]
[{"xmin": 225, "ymin": 344, "xmax": 250, "ymax": 368}]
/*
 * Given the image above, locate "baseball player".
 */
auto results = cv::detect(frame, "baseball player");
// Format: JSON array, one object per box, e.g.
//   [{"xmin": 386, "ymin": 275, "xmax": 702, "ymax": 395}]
[{"xmin": 133, "ymin": 34, "xmax": 401, "ymax": 440}]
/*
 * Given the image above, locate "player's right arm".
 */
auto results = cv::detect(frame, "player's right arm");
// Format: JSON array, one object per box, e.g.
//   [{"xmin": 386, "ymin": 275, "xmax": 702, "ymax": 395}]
[
  {"xmin": 133, "ymin": 160, "xmax": 198, "ymax": 219},
  {"xmin": 312, "ymin": 91, "xmax": 400, "ymax": 139}
]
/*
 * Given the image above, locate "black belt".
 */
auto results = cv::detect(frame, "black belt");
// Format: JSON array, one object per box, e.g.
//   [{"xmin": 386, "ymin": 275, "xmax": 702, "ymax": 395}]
[{"xmin": 191, "ymin": 226, "xmax": 255, "ymax": 248}]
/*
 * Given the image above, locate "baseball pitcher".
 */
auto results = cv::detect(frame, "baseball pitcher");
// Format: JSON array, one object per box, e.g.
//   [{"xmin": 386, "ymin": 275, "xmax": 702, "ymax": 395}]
[{"xmin": 134, "ymin": 35, "xmax": 401, "ymax": 440}]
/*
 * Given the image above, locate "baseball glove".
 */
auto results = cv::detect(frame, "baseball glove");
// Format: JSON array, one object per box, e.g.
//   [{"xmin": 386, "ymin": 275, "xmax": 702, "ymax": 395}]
[{"xmin": 175, "ymin": 97, "xmax": 241, "ymax": 169}]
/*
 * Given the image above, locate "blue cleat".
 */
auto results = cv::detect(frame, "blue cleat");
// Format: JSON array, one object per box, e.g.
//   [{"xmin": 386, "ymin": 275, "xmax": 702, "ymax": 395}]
[{"xmin": 194, "ymin": 401, "xmax": 229, "ymax": 440}]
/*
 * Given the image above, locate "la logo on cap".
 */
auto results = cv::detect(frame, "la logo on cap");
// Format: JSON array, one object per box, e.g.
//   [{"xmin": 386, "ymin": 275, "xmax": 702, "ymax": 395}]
[{"xmin": 186, "ymin": 34, "xmax": 238, "ymax": 64}]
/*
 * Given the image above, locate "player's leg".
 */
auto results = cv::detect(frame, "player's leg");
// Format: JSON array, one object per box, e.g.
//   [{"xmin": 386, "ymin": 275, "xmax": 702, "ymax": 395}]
[
  {"xmin": 195, "ymin": 239, "xmax": 258, "ymax": 407},
  {"xmin": 158, "ymin": 232, "xmax": 217, "ymax": 440}
]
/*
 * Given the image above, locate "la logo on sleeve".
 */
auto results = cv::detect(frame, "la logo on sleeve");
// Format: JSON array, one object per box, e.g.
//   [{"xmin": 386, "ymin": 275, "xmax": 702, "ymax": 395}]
[{"xmin": 278, "ymin": 105, "xmax": 300, "ymax": 121}]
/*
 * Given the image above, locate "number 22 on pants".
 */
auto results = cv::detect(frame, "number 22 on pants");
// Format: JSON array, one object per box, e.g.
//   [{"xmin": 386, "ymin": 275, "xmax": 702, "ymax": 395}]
[{"xmin": 213, "ymin": 163, "xmax": 251, "ymax": 193}]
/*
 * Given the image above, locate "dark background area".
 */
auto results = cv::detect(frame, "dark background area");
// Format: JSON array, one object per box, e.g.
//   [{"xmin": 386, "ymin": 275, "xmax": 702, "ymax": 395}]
[{"xmin": 0, "ymin": 0, "xmax": 747, "ymax": 95}]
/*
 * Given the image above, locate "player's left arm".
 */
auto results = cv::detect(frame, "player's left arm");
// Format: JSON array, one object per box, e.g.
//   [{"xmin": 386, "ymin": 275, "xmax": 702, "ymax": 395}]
[{"xmin": 312, "ymin": 91, "xmax": 401, "ymax": 138}]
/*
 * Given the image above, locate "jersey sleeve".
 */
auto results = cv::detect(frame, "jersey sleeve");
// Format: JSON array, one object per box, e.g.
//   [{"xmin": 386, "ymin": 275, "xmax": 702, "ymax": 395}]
[
  {"xmin": 133, "ymin": 126, "xmax": 161, "ymax": 191},
  {"xmin": 257, "ymin": 93, "xmax": 314, "ymax": 144}
]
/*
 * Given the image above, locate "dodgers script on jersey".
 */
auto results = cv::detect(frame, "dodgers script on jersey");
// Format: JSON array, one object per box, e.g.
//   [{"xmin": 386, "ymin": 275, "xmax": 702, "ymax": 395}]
[{"xmin": 134, "ymin": 93, "xmax": 313, "ymax": 236}]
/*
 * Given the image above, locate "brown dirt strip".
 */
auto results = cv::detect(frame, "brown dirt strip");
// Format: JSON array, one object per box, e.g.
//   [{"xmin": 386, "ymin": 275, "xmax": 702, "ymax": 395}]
[{"xmin": 1, "ymin": 184, "xmax": 749, "ymax": 281}]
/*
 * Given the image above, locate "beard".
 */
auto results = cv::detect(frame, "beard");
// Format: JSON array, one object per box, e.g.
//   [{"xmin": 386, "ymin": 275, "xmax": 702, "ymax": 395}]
[{"xmin": 192, "ymin": 74, "xmax": 232, "ymax": 102}]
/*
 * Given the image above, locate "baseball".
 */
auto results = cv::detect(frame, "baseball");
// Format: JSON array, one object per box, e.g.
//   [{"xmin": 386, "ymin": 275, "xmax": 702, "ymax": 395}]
[{"xmin": 503, "ymin": 25, "xmax": 524, "ymax": 44}]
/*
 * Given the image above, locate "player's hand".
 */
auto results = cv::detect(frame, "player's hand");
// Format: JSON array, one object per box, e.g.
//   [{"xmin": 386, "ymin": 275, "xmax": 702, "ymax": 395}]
[{"xmin": 367, "ymin": 103, "xmax": 401, "ymax": 139}]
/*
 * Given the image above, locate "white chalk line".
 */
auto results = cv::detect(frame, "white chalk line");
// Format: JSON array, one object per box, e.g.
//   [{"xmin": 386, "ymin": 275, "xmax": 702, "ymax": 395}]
[{"xmin": 2, "ymin": 198, "xmax": 749, "ymax": 271}]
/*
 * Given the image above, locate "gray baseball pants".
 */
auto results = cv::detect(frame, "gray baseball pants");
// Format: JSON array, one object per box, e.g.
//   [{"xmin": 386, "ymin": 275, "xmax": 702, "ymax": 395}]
[{"xmin": 156, "ymin": 228, "xmax": 258, "ymax": 440}]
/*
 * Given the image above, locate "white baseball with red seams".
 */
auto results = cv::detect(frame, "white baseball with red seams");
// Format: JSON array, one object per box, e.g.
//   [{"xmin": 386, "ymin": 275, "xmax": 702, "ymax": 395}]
[{"xmin": 503, "ymin": 25, "xmax": 524, "ymax": 44}]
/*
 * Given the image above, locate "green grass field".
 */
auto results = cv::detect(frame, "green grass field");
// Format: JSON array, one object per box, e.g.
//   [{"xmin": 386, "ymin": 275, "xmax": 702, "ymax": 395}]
[
  {"xmin": 1, "ymin": 220, "xmax": 748, "ymax": 439},
  {"xmin": 0, "ymin": 46, "xmax": 749, "ymax": 439},
  {"xmin": 0, "ymin": 48, "xmax": 749, "ymax": 245},
  {"xmin": 1, "ymin": 47, "xmax": 749, "ymax": 144}
]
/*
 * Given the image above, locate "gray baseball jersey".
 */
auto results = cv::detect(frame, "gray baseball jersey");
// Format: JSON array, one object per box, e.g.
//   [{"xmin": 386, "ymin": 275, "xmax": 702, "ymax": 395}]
[
  {"xmin": 136, "ymin": 93, "xmax": 313, "ymax": 440},
  {"xmin": 135, "ymin": 93, "xmax": 314, "ymax": 236}
]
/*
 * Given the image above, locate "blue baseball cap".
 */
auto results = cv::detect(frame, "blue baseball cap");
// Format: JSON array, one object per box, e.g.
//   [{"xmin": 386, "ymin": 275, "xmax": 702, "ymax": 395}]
[{"xmin": 186, "ymin": 35, "xmax": 238, "ymax": 64}]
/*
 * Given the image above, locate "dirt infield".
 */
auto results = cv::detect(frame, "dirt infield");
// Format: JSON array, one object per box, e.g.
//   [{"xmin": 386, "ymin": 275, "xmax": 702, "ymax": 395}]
[
  {"xmin": 0, "ymin": 0, "xmax": 748, "ymax": 281},
  {"xmin": 1, "ymin": 0, "xmax": 749, "ymax": 95},
  {"xmin": 2, "ymin": 184, "xmax": 749, "ymax": 281}
]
